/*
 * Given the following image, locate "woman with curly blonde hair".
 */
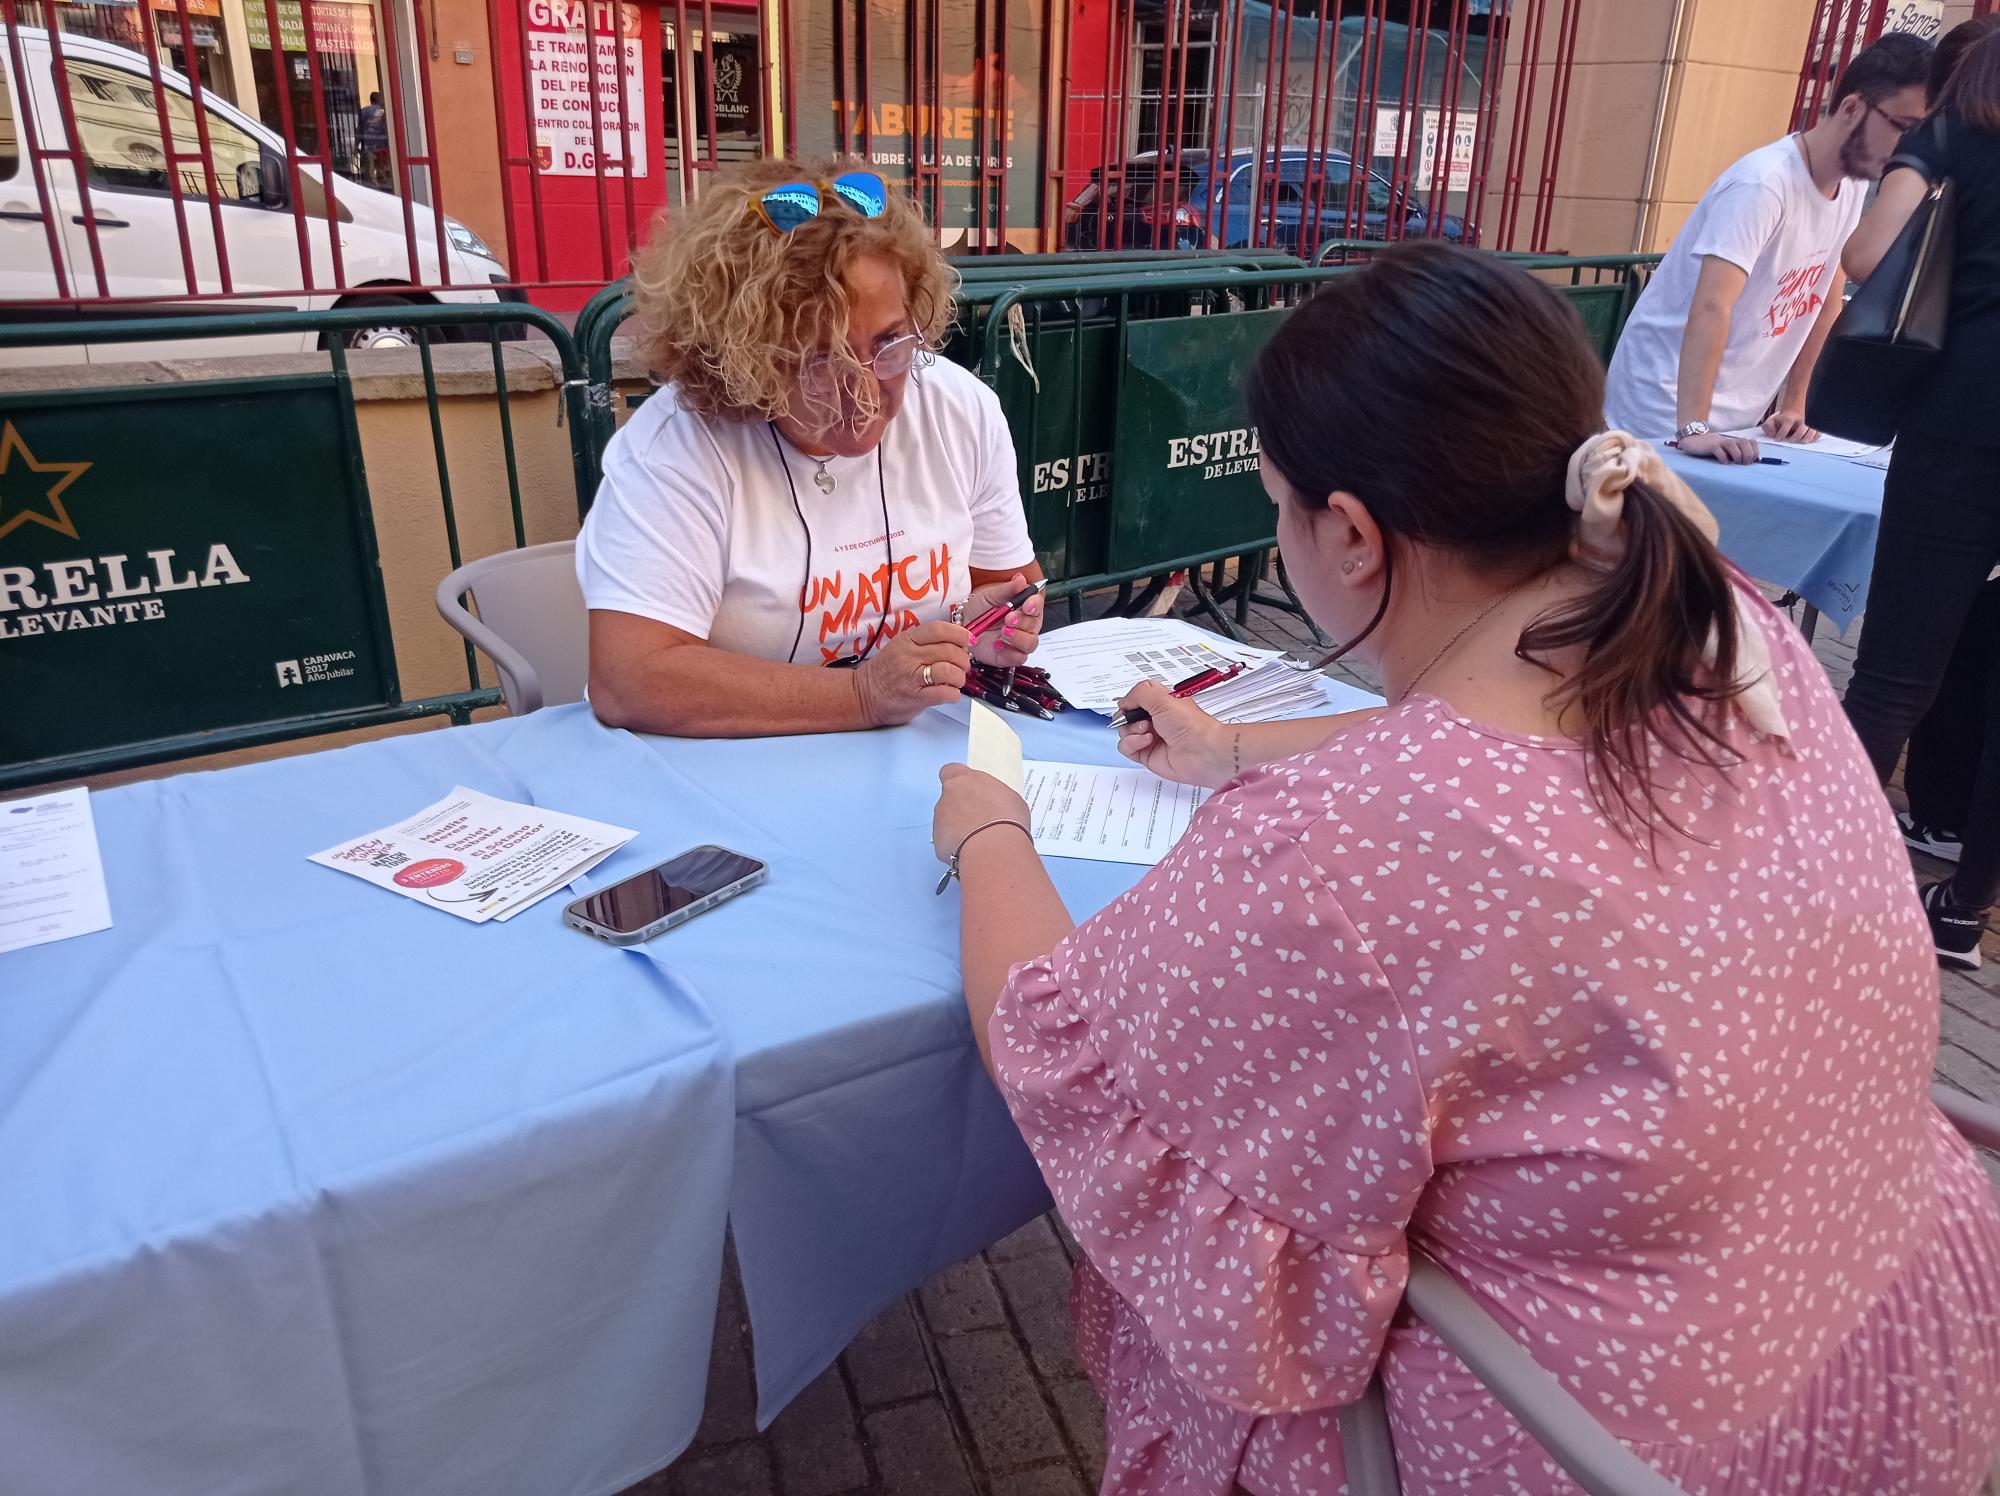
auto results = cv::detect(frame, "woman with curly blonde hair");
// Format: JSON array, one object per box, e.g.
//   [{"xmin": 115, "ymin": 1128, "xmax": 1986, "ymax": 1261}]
[{"xmin": 578, "ymin": 161, "xmax": 1043, "ymax": 737}]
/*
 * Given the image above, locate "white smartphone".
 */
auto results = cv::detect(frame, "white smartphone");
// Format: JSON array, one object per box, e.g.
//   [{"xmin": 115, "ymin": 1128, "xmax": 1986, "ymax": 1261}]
[{"xmin": 564, "ymin": 844, "xmax": 767, "ymax": 946}]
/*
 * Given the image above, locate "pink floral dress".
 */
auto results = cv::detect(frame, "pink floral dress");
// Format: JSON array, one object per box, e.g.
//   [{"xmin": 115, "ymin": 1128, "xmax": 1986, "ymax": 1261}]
[{"xmin": 992, "ymin": 589, "xmax": 2000, "ymax": 1495}]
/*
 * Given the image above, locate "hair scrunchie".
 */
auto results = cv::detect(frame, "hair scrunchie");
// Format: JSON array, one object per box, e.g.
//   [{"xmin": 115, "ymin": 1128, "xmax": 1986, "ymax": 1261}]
[{"xmin": 1565, "ymin": 430, "xmax": 1790, "ymax": 741}]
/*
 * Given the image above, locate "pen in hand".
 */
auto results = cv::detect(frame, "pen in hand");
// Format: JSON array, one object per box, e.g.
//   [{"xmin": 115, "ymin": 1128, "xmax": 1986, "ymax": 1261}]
[
  {"xmin": 1109, "ymin": 662, "xmax": 1246, "ymax": 730},
  {"xmin": 966, "ymin": 578, "xmax": 1048, "ymax": 642}
]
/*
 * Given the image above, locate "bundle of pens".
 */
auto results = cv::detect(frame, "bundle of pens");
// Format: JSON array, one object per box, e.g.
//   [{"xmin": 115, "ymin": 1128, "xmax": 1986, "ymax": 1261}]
[
  {"xmin": 962, "ymin": 578, "xmax": 1068, "ymax": 719},
  {"xmin": 963, "ymin": 660, "xmax": 1063, "ymax": 718}
]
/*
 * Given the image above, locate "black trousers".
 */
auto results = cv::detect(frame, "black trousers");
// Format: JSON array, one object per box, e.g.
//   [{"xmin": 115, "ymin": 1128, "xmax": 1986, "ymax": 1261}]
[
  {"xmin": 1844, "ymin": 432, "xmax": 2000, "ymax": 904},
  {"xmin": 1904, "ymin": 581, "xmax": 2000, "ymax": 831}
]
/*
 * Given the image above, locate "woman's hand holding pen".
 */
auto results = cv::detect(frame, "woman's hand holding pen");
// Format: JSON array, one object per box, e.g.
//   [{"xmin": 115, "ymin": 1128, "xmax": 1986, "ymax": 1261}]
[
  {"xmin": 965, "ymin": 573, "xmax": 1045, "ymax": 668},
  {"xmin": 1113, "ymin": 681, "xmax": 1239, "ymax": 789}
]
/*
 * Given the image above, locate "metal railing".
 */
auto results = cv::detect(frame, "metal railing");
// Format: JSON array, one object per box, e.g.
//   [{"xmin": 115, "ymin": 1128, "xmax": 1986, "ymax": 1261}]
[
  {"xmin": 0, "ymin": 302, "xmax": 587, "ymax": 789},
  {"xmin": 1793, "ymin": 0, "xmax": 1997, "ymax": 130},
  {"xmin": 0, "ymin": 0, "xmax": 1597, "ymax": 320}
]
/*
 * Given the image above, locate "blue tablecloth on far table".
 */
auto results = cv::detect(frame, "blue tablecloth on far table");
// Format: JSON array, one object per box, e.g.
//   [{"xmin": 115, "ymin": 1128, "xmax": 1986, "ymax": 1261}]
[
  {"xmin": 3, "ymin": 684, "xmax": 1385, "ymax": 1492},
  {"xmin": 1661, "ymin": 444, "xmax": 1886, "ymax": 629}
]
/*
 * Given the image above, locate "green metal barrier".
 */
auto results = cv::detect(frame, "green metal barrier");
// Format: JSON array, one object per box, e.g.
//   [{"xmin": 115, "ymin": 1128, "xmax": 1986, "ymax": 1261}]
[
  {"xmin": 576, "ymin": 280, "xmax": 638, "ymax": 493},
  {"xmin": 569, "ymin": 250, "xmax": 1308, "ymax": 492},
  {"xmin": 0, "ymin": 304, "xmax": 587, "ymax": 791},
  {"xmin": 572, "ymin": 246, "xmax": 1659, "ymax": 643},
  {"xmin": 973, "ymin": 264, "xmax": 1361, "ymax": 629},
  {"xmin": 954, "ymin": 249, "xmax": 1306, "ymax": 283},
  {"xmin": 1310, "ymin": 242, "xmax": 1662, "ymax": 364},
  {"xmin": 1506, "ymin": 254, "xmax": 1662, "ymax": 364}
]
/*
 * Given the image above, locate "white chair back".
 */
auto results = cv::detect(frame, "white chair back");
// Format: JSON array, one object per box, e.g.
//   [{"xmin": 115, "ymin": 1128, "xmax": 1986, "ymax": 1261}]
[{"xmin": 434, "ymin": 540, "xmax": 587, "ymax": 715}]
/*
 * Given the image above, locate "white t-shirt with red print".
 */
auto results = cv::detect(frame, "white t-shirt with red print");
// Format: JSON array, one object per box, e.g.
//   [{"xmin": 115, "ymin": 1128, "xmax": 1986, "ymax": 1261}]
[
  {"xmin": 1604, "ymin": 136, "xmax": 1865, "ymax": 439},
  {"xmin": 579, "ymin": 356, "xmax": 1035, "ymax": 666}
]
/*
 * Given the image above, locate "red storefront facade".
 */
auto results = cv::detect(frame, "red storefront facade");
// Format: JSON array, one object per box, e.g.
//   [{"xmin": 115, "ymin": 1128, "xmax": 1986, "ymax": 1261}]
[{"xmin": 474, "ymin": 0, "xmax": 765, "ymax": 308}]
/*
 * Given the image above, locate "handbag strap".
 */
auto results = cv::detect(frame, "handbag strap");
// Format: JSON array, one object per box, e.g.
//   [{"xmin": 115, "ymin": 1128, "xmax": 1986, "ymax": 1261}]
[{"xmin": 1888, "ymin": 111, "xmax": 1949, "ymax": 186}]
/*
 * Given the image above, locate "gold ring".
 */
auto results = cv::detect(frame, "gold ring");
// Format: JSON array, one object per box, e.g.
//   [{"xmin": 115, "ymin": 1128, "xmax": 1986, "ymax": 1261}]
[{"xmin": 922, "ymin": 663, "xmax": 934, "ymax": 687}]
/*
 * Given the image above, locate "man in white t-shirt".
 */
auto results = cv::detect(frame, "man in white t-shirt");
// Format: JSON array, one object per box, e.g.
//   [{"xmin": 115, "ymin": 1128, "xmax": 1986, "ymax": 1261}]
[
  {"xmin": 580, "ymin": 163, "xmax": 1044, "ymax": 738},
  {"xmin": 1604, "ymin": 35, "xmax": 1931, "ymax": 462}
]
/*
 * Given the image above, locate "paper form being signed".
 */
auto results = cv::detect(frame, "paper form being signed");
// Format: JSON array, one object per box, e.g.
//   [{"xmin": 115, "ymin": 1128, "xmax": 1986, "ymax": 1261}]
[{"xmin": 1022, "ymin": 762, "xmax": 1208, "ymax": 867}]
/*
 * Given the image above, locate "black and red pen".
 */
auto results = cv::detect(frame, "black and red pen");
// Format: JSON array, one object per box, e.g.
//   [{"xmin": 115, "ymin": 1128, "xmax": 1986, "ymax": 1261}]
[
  {"xmin": 965, "ymin": 578, "xmax": 1048, "ymax": 642},
  {"xmin": 1108, "ymin": 661, "xmax": 1247, "ymax": 730}
]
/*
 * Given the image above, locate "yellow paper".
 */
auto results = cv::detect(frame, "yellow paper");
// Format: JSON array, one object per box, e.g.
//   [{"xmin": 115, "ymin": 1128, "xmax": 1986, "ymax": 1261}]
[{"xmin": 967, "ymin": 701, "xmax": 1025, "ymax": 793}]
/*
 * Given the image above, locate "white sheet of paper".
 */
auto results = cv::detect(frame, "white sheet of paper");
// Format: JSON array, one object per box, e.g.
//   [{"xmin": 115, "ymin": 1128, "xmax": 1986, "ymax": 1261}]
[
  {"xmin": 966, "ymin": 701, "xmax": 1025, "ymax": 792},
  {"xmin": 1034, "ymin": 617, "xmax": 1278, "ymax": 712},
  {"xmin": 1022, "ymin": 761, "xmax": 1208, "ymax": 866},
  {"xmin": 0, "ymin": 787, "xmax": 113, "ymax": 956},
  {"xmin": 1722, "ymin": 427, "xmax": 1891, "ymax": 462}
]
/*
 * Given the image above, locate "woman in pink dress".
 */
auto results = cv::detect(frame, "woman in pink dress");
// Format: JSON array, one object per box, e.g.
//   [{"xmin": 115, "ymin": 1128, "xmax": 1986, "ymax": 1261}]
[{"xmin": 930, "ymin": 244, "xmax": 2000, "ymax": 1494}]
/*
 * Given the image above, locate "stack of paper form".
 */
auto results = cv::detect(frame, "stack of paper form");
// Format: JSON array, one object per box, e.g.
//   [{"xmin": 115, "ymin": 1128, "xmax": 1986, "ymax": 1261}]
[
  {"xmin": 1034, "ymin": 616, "xmax": 1369, "ymax": 723},
  {"xmin": 1175, "ymin": 658, "xmax": 1351, "ymax": 723}
]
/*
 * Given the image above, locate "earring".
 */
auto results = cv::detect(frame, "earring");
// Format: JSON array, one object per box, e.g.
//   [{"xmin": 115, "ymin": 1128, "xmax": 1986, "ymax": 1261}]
[{"xmin": 1341, "ymin": 560, "xmax": 1359, "ymax": 575}]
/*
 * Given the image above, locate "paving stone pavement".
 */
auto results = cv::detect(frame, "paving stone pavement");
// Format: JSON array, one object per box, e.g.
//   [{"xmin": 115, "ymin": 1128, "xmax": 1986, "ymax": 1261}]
[{"xmin": 618, "ymin": 582, "xmax": 1998, "ymax": 1496}]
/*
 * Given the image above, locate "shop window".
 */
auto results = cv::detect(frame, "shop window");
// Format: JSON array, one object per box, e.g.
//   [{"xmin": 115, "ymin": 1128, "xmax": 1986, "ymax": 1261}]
[{"xmin": 247, "ymin": 1, "xmax": 385, "ymax": 187}]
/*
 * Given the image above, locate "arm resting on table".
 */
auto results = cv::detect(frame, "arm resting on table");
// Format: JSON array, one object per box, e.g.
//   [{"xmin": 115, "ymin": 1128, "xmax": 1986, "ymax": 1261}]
[
  {"xmin": 587, "ymin": 609, "xmax": 875, "ymax": 738},
  {"xmin": 1675, "ymin": 256, "xmax": 1749, "ymax": 431}
]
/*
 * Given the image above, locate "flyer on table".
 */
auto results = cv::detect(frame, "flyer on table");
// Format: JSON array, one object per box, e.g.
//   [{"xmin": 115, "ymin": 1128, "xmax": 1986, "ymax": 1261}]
[
  {"xmin": 310, "ymin": 786, "xmax": 636, "ymax": 923},
  {"xmin": 0, "ymin": 787, "xmax": 113, "ymax": 956}
]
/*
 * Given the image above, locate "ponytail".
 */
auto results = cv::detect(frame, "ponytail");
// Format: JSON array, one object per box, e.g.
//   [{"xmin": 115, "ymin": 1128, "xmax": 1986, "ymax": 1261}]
[
  {"xmin": 1246, "ymin": 244, "xmax": 1762, "ymax": 852},
  {"xmin": 1519, "ymin": 478, "xmax": 1745, "ymax": 839}
]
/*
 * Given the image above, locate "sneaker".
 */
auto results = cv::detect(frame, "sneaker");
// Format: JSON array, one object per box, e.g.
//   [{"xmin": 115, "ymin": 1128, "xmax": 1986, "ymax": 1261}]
[
  {"xmin": 1899, "ymin": 813, "xmax": 1964, "ymax": 863},
  {"xmin": 1920, "ymin": 881, "xmax": 1986, "ymax": 971}
]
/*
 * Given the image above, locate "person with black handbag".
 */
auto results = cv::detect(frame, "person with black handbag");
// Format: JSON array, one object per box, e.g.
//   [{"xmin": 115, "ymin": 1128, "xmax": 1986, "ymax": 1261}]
[
  {"xmin": 1837, "ymin": 30, "xmax": 2000, "ymax": 968},
  {"xmin": 1867, "ymin": 20, "xmax": 2000, "ymax": 870}
]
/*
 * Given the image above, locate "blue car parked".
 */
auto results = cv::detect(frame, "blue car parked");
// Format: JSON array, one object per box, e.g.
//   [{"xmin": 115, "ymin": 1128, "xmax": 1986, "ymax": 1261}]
[{"xmin": 1064, "ymin": 147, "xmax": 1466, "ymax": 255}]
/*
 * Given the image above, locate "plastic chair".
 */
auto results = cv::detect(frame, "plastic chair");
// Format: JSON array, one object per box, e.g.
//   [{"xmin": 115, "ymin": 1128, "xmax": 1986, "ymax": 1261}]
[
  {"xmin": 1340, "ymin": 1085, "xmax": 2000, "ymax": 1495},
  {"xmin": 433, "ymin": 540, "xmax": 587, "ymax": 715}
]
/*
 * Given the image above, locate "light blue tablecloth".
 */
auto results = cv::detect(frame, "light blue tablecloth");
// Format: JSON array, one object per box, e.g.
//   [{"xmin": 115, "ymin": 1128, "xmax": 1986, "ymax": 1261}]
[
  {"xmin": 13, "ymin": 684, "xmax": 1373, "ymax": 1489},
  {"xmin": 1661, "ymin": 445, "xmax": 1885, "ymax": 628},
  {"xmin": 601, "ymin": 701, "xmax": 1154, "ymax": 1421},
  {"xmin": 0, "ymin": 710, "xmax": 740, "ymax": 1496}
]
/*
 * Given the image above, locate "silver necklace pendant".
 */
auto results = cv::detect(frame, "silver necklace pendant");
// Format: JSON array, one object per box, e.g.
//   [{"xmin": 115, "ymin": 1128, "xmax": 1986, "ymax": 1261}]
[{"xmin": 813, "ymin": 463, "xmax": 836, "ymax": 495}]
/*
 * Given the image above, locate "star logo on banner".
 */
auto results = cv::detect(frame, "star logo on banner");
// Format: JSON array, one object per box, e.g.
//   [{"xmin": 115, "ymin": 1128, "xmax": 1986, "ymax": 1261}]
[{"xmin": 0, "ymin": 421, "xmax": 92, "ymax": 545}]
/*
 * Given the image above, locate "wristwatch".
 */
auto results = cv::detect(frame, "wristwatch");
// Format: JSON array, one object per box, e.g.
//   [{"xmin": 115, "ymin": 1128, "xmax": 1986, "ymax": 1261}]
[{"xmin": 1675, "ymin": 420, "xmax": 1712, "ymax": 440}]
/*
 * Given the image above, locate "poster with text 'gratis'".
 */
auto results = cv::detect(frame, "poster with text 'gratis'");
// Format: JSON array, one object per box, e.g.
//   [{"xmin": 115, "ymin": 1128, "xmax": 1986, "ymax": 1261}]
[{"xmin": 527, "ymin": 0, "xmax": 647, "ymax": 177}]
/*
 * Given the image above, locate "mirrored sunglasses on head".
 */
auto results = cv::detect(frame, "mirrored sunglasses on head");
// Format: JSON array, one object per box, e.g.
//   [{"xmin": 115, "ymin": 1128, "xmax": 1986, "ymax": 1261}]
[{"xmin": 754, "ymin": 171, "xmax": 890, "ymax": 234}]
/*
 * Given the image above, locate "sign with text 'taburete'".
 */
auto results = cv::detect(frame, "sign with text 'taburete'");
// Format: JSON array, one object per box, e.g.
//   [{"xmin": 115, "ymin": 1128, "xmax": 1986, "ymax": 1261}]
[
  {"xmin": 791, "ymin": 0, "xmax": 1044, "ymax": 250},
  {"xmin": 0, "ymin": 378, "xmax": 395, "ymax": 771}
]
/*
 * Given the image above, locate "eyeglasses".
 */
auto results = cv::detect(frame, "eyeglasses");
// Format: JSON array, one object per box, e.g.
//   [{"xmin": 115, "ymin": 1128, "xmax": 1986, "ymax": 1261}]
[
  {"xmin": 752, "ymin": 171, "xmax": 890, "ymax": 234},
  {"xmin": 799, "ymin": 331, "xmax": 926, "ymax": 403},
  {"xmin": 1864, "ymin": 98, "xmax": 1923, "ymax": 135}
]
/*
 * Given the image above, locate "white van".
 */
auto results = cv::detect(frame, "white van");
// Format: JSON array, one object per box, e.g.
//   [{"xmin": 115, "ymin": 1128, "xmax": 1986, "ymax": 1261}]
[{"xmin": 0, "ymin": 26, "xmax": 511, "ymax": 363}]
